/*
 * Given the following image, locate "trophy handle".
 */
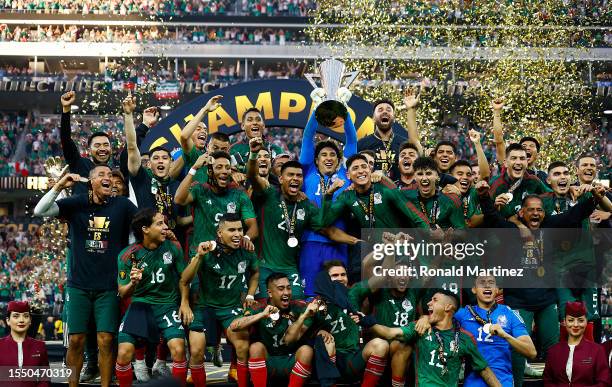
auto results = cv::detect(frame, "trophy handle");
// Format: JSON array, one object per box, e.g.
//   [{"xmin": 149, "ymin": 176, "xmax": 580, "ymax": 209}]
[
  {"xmin": 304, "ymin": 73, "xmax": 321, "ymax": 90},
  {"xmin": 342, "ymin": 71, "xmax": 359, "ymax": 89}
]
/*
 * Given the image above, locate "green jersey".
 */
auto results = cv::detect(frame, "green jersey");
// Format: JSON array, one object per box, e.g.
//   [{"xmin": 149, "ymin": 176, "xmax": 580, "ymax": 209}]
[
  {"xmin": 462, "ymin": 187, "xmax": 482, "ymax": 225},
  {"xmin": 117, "ymin": 240, "xmax": 185, "ymax": 305},
  {"xmin": 198, "ymin": 248, "xmax": 258, "ymax": 309},
  {"xmin": 189, "ymin": 183, "xmax": 255, "ymax": 253},
  {"xmin": 243, "ymin": 301, "xmax": 311, "ymax": 356},
  {"xmin": 183, "ymin": 147, "xmax": 208, "ymax": 183},
  {"xmin": 349, "ymin": 280, "xmax": 417, "ymax": 328},
  {"xmin": 323, "ymin": 182, "xmax": 430, "ymax": 229},
  {"xmin": 401, "ymin": 190, "xmax": 466, "ymax": 230},
  {"xmin": 254, "ymin": 186, "xmax": 324, "ymax": 271},
  {"xmin": 400, "ymin": 322, "xmax": 488, "ymax": 387},
  {"xmin": 488, "ymin": 171, "xmax": 551, "ymax": 218},
  {"xmin": 313, "ymin": 303, "xmax": 360, "ymax": 353},
  {"xmin": 230, "ymin": 141, "xmax": 283, "ymax": 173}
]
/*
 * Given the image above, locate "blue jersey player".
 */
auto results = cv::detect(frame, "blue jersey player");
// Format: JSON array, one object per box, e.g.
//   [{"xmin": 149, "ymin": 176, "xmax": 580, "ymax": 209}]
[
  {"xmin": 455, "ymin": 276, "xmax": 536, "ymax": 387},
  {"xmin": 298, "ymin": 110, "xmax": 357, "ymax": 297}
]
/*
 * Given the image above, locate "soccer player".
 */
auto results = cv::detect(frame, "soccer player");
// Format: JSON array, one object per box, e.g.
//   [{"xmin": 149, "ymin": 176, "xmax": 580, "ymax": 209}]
[
  {"xmin": 317, "ymin": 261, "xmax": 390, "ymax": 387},
  {"xmin": 395, "ymin": 142, "xmax": 419, "ymax": 190},
  {"xmin": 174, "ymin": 150, "xmax": 258, "ymax": 255},
  {"xmin": 357, "ymin": 99, "xmax": 407, "ymax": 179},
  {"xmin": 476, "ymin": 180, "xmax": 606, "ymax": 386},
  {"xmin": 402, "ymin": 157, "xmax": 466, "ymax": 230},
  {"xmin": 115, "ymin": 209, "xmax": 187, "ymax": 387},
  {"xmin": 349, "ymin": 253, "xmax": 418, "ymax": 387},
  {"xmin": 33, "ymin": 166, "xmax": 138, "ymax": 387},
  {"xmin": 372, "ymin": 290, "xmax": 501, "ymax": 387},
  {"xmin": 169, "ymin": 95, "xmax": 223, "ymax": 181},
  {"xmin": 230, "ymin": 273, "xmax": 318, "ymax": 387},
  {"xmin": 230, "ymin": 107, "xmax": 283, "ymax": 173},
  {"xmin": 454, "ymin": 276, "xmax": 536, "ymax": 387},
  {"xmin": 179, "ymin": 213, "xmax": 259, "ymax": 387},
  {"xmin": 123, "ymin": 95, "xmax": 184, "ymax": 229},
  {"xmin": 299, "ymin": 109, "xmax": 357, "ymax": 297},
  {"xmin": 449, "ymin": 160, "xmax": 483, "ymax": 227},
  {"xmin": 519, "ymin": 136, "xmax": 548, "ymax": 183},
  {"xmin": 432, "ymin": 141, "xmax": 458, "ymax": 174},
  {"xmin": 271, "ymin": 153, "xmax": 292, "ymax": 177},
  {"xmin": 322, "ymin": 154, "xmax": 430, "ymax": 230},
  {"xmin": 247, "ymin": 137, "xmax": 358, "ymax": 299},
  {"xmin": 59, "ymin": 91, "xmax": 157, "ymax": 194},
  {"xmin": 488, "ymin": 143, "xmax": 551, "ymax": 218}
]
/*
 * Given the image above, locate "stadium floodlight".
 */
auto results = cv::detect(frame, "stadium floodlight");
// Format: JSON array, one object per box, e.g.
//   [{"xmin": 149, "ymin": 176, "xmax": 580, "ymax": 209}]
[
  {"xmin": 160, "ymin": 104, "xmax": 172, "ymax": 111},
  {"xmin": 604, "ymin": 110, "xmax": 612, "ymax": 115},
  {"xmin": 70, "ymin": 105, "xmax": 79, "ymax": 111}
]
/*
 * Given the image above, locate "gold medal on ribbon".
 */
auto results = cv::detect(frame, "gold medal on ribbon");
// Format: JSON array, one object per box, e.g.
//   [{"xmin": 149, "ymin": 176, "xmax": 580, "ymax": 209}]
[{"xmin": 537, "ymin": 266, "xmax": 545, "ymax": 277}]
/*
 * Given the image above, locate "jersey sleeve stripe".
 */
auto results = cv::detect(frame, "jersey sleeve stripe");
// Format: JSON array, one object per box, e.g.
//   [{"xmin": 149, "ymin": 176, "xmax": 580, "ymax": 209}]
[{"xmin": 405, "ymin": 201, "xmax": 431, "ymax": 226}]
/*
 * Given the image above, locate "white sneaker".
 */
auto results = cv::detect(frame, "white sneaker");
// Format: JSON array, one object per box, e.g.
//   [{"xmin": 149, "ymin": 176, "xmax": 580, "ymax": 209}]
[
  {"xmin": 133, "ymin": 360, "xmax": 150, "ymax": 382},
  {"xmin": 152, "ymin": 360, "xmax": 172, "ymax": 377}
]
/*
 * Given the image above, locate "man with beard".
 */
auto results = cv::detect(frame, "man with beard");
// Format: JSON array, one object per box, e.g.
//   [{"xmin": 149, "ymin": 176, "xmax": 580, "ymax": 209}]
[
  {"xmin": 357, "ymin": 99, "xmax": 407, "ymax": 180},
  {"xmin": 519, "ymin": 136, "xmax": 548, "ymax": 184},
  {"xmin": 476, "ymin": 180, "xmax": 606, "ymax": 386},
  {"xmin": 488, "ymin": 143, "xmax": 551, "ymax": 219},
  {"xmin": 33, "ymin": 166, "xmax": 138, "ymax": 387},
  {"xmin": 323, "ymin": 154, "xmax": 430, "ymax": 231},
  {"xmin": 298, "ymin": 110, "xmax": 357, "ymax": 297},
  {"xmin": 230, "ymin": 273, "xmax": 319, "ymax": 387},
  {"xmin": 115, "ymin": 210, "xmax": 187, "ymax": 387},
  {"xmin": 169, "ymin": 95, "xmax": 223, "ymax": 182},
  {"xmin": 247, "ymin": 138, "xmax": 359, "ymax": 300},
  {"xmin": 450, "ymin": 160, "xmax": 484, "ymax": 228},
  {"xmin": 123, "ymin": 95, "xmax": 184, "ymax": 230},
  {"xmin": 373, "ymin": 290, "xmax": 501, "ymax": 387},
  {"xmin": 179, "ymin": 214, "xmax": 259, "ymax": 387},
  {"xmin": 451, "ymin": 276, "xmax": 535, "ymax": 387},
  {"xmin": 230, "ymin": 107, "xmax": 283, "ymax": 173},
  {"xmin": 395, "ymin": 142, "xmax": 419, "ymax": 190},
  {"xmin": 59, "ymin": 91, "xmax": 158, "ymax": 195},
  {"xmin": 402, "ymin": 157, "xmax": 466, "ymax": 230}
]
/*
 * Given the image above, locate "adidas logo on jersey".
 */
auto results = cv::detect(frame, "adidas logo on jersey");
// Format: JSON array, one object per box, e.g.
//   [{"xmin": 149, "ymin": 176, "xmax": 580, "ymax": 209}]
[
  {"xmin": 352, "ymin": 201, "xmax": 359, "ymax": 207},
  {"xmin": 213, "ymin": 264, "xmax": 221, "ymax": 270}
]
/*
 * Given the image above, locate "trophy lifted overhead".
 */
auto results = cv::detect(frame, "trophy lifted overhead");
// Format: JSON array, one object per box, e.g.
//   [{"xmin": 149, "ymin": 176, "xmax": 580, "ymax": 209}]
[{"xmin": 305, "ymin": 59, "xmax": 359, "ymax": 129}]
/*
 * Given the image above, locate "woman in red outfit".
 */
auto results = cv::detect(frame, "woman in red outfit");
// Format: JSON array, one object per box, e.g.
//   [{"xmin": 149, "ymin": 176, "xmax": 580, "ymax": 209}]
[{"xmin": 543, "ymin": 301, "xmax": 610, "ymax": 386}]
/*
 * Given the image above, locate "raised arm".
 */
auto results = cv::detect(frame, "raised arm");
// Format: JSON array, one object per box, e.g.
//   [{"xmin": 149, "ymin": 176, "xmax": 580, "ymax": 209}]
[
  {"xmin": 468, "ymin": 129, "xmax": 490, "ymax": 181},
  {"xmin": 33, "ymin": 172, "xmax": 82, "ymax": 217},
  {"xmin": 299, "ymin": 110, "xmax": 318, "ymax": 166},
  {"xmin": 58, "ymin": 91, "xmax": 81, "ymax": 168},
  {"xmin": 180, "ymin": 95, "xmax": 222, "ymax": 152},
  {"xmin": 174, "ymin": 154, "xmax": 208, "ymax": 206},
  {"xmin": 230, "ymin": 305, "xmax": 277, "ymax": 331},
  {"xmin": 117, "ymin": 266, "xmax": 143, "ymax": 299},
  {"xmin": 491, "ymin": 98, "xmax": 505, "ymax": 164},
  {"xmin": 404, "ymin": 87, "xmax": 423, "ymax": 155},
  {"xmin": 122, "ymin": 94, "xmax": 140, "ymax": 176},
  {"xmin": 246, "ymin": 137, "xmax": 269, "ymax": 192},
  {"xmin": 284, "ymin": 300, "xmax": 319, "ymax": 344},
  {"xmin": 343, "ymin": 112, "xmax": 357, "ymax": 158}
]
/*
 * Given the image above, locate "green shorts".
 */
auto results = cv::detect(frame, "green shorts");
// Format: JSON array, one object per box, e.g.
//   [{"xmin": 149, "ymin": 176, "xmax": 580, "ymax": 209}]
[
  {"xmin": 65, "ymin": 287, "xmax": 119, "ymax": 334},
  {"xmin": 336, "ymin": 349, "xmax": 366, "ymax": 382},
  {"xmin": 118, "ymin": 303, "xmax": 184, "ymax": 345},
  {"xmin": 266, "ymin": 354, "xmax": 296, "ymax": 380},
  {"xmin": 258, "ymin": 266, "xmax": 304, "ymax": 300},
  {"xmin": 191, "ymin": 305, "xmax": 243, "ymax": 333}
]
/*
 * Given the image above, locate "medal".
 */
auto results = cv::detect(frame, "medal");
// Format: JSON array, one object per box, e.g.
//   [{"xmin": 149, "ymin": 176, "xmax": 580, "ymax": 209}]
[
  {"xmin": 287, "ymin": 237, "xmax": 299, "ymax": 248},
  {"xmin": 504, "ymin": 192, "xmax": 513, "ymax": 202},
  {"xmin": 483, "ymin": 323, "xmax": 491, "ymax": 335},
  {"xmin": 537, "ymin": 266, "xmax": 545, "ymax": 277},
  {"xmin": 270, "ymin": 312, "xmax": 280, "ymax": 321},
  {"xmin": 209, "ymin": 241, "xmax": 217, "ymax": 251}
]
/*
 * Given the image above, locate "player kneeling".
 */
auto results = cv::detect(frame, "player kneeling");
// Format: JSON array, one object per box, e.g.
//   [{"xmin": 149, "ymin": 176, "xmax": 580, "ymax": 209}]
[
  {"xmin": 230, "ymin": 273, "xmax": 322, "ymax": 386},
  {"xmin": 115, "ymin": 209, "xmax": 187, "ymax": 386},
  {"xmin": 179, "ymin": 213, "xmax": 259, "ymax": 387}
]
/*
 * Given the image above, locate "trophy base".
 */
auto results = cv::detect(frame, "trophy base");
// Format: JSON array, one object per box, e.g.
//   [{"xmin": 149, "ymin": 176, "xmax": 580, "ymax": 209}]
[{"xmin": 315, "ymin": 100, "xmax": 348, "ymax": 129}]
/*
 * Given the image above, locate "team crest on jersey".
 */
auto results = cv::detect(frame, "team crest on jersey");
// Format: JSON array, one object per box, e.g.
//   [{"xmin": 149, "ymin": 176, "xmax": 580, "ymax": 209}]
[
  {"xmin": 163, "ymin": 252, "xmax": 173, "ymax": 264},
  {"xmin": 497, "ymin": 314, "xmax": 508, "ymax": 328},
  {"xmin": 402, "ymin": 299, "xmax": 413, "ymax": 312},
  {"xmin": 297, "ymin": 208, "xmax": 305, "ymax": 221},
  {"xmin": 237, "ymin": 261, "xmax": 247, "ymax": 273},
  {"xmin": 374, "ymin": 192, "xmax": 382, "ymax": 204},
  {"xmin": 227, "ymin": 202, "xmax": 237, "ymax": 213}
]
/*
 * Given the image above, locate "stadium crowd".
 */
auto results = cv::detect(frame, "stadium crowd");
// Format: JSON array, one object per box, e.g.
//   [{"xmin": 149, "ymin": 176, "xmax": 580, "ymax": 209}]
[
  {"xmin": 0, "ymin": 24, "xmax": 306, "ymax": 46},
  {"xmin": 1, "ymin": 85, "xmax": 609, "ymax": 387}
]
